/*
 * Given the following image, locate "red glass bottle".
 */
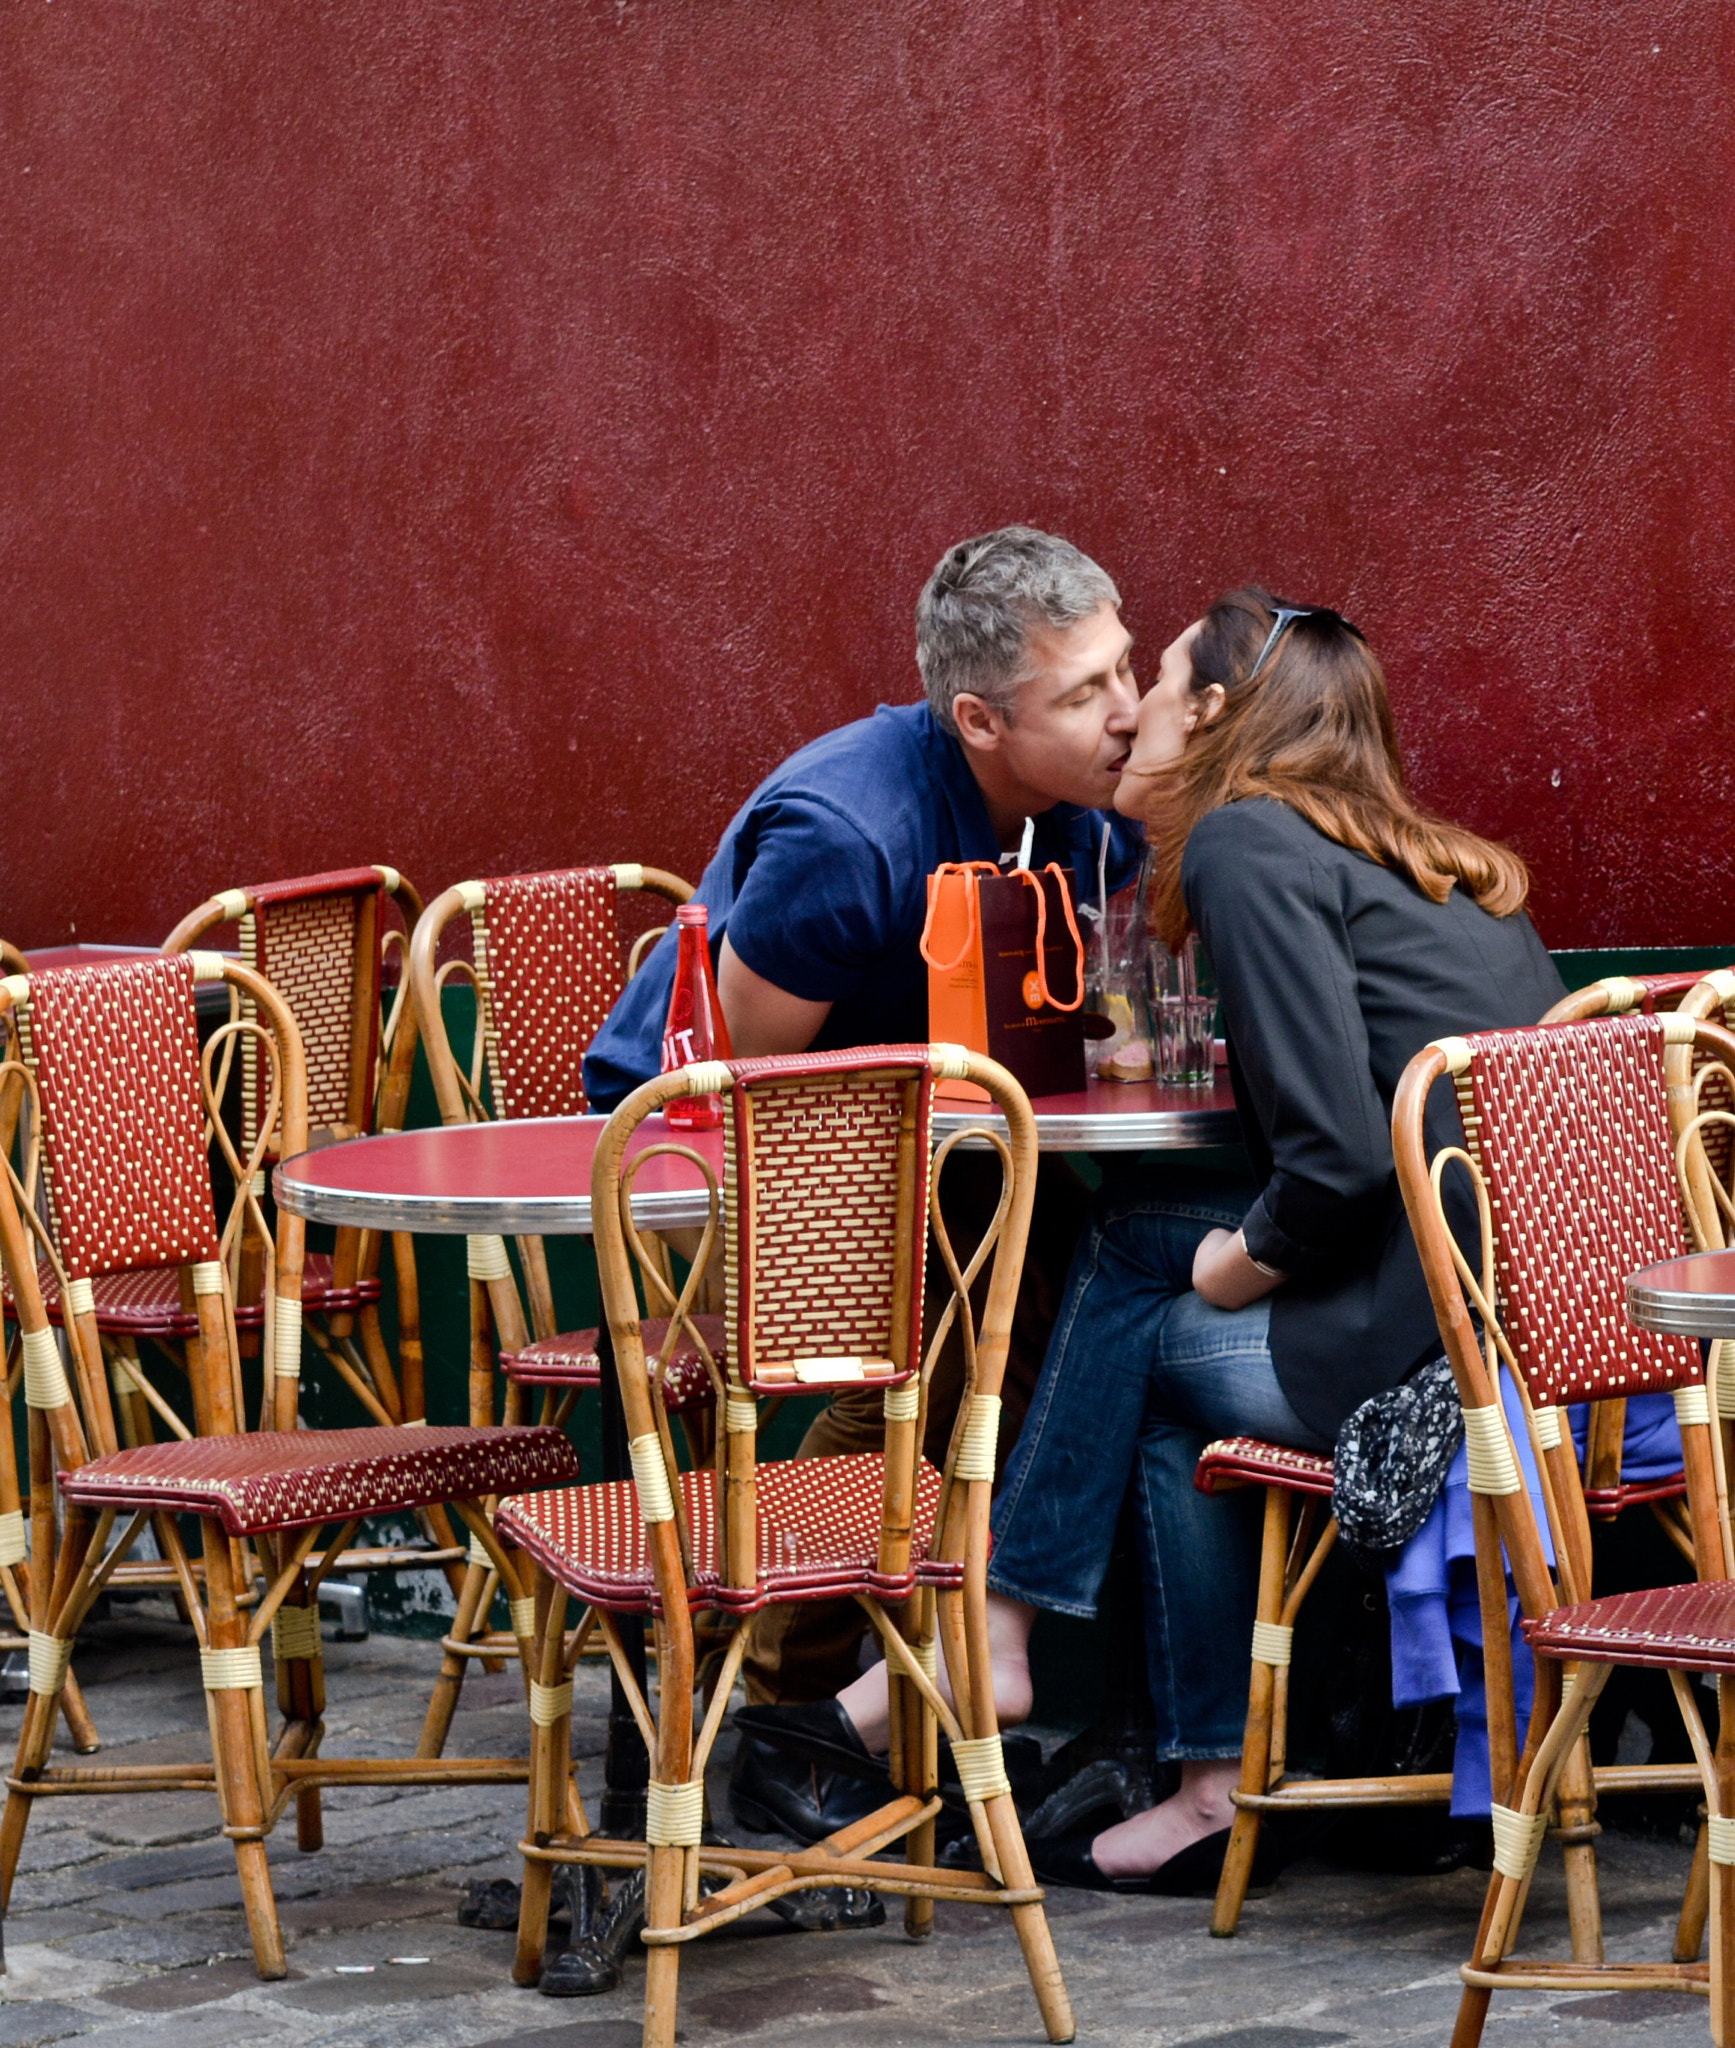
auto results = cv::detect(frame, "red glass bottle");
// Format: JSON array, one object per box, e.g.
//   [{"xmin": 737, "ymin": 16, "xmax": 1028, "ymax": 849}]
[{"xmin": 661, "ymin": 903, "xmax": 733, "ymax": 1129}]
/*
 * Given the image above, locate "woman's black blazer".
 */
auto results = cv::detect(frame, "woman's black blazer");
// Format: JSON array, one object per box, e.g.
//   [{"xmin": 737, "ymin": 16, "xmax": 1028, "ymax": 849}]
[{"xmin": 1183, "ymin": 797, "xmax": 1567, "ymax": 1441}]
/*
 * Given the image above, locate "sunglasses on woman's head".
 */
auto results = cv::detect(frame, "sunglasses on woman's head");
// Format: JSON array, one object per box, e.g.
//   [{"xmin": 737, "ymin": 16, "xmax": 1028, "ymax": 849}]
[{"xmin": 1245, "ymin": 605, "xmax": 1365, "ymax": 683}]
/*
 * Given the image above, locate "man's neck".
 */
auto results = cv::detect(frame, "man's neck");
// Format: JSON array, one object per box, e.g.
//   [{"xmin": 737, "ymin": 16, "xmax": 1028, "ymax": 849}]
[{"xmin": 964, "ymin": 754, "xmax": 1053, "ymax": 850}]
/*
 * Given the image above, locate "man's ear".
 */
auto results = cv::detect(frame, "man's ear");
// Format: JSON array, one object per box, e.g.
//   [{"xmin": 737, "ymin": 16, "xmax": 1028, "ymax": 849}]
[{"xmin": 951, "ymin": 691, "xmax": 1007, "ymax": 755}]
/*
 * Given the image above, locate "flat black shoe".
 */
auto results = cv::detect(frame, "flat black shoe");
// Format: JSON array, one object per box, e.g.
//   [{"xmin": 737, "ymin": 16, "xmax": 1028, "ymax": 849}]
[
  {"xmin": 1030, "ymin": 1823, "xmax": 1269, "ymax": 1897},
  {"xmin": 732, "ymin": 1700, "xmax": 885, "ymax": 1781},
  {"xmin": 729, "ymin": 1731, "xmax": 895, "ymax": 1844}
]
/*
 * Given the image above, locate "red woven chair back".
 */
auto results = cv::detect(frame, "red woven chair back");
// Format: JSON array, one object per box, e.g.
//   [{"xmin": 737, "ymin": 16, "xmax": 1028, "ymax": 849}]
[
  {"xmin": 722, "ymin": 1048, "xmax": 932, "ymax": 1386},
  {"xmin": 1548, "ymin": 969, "xmax": 1735, "ymax": 1189},
  {"xmin": 20, "ymin": 958, "xmax": 222, "ymax": 1278},
  {"xmin": 473, "ymin": 869, "xmax": 626, "ymax": 1119},
  {"xmin": 1457, "ymin": 1015, "xmax": 1701, "ymax": 1407},
  {"xmin": 242, "ymin": 869, "xmax": 391, "ymax": 1143}
]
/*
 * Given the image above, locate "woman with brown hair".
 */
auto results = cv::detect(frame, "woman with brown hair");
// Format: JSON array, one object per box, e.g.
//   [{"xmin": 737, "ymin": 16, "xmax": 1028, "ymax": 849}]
[
  {"xmin": 975, "ymin": 589, "xmax": 1566, "ymax": 1888},
  {"xmin": 767, "ymin": 590, "xmax": 1567, "ymax": 1892}
]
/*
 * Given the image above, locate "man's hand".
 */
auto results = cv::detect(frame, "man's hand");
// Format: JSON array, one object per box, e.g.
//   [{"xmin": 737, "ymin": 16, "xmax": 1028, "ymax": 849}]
[
  {"xmin": 1192, "ymin": 1227, "xmax": 1285, "ymax": 1311},
  {"xmin": 717, "ymin": 937, "xmax": 833, "ymax": 1057}
]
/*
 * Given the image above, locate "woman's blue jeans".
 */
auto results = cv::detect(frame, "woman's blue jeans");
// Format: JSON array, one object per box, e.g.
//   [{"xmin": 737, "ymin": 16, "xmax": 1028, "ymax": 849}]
[{"xmin": 988, "ymin": 1164, "xmax": 1329, "ymax": 1760}]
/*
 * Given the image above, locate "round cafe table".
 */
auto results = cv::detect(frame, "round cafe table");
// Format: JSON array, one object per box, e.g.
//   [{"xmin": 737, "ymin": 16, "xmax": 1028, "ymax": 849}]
[
  {"xmin": 1627, "ymin": 1248, "xmax": 1735, "ymax": 1340},
  {"xmin": 274, "ymin": 1070, "xmax": 1241, "ymax": 1238},
  {"xmin": 274, "ymin": 1068, "xmax": 1243, "ymax": 1921}
]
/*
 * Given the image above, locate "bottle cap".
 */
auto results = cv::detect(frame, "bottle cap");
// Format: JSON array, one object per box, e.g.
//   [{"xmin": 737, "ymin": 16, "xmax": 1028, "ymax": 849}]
[{"xmin": 676, "ymin": 903, "xmax": 708, "ymax": 926}]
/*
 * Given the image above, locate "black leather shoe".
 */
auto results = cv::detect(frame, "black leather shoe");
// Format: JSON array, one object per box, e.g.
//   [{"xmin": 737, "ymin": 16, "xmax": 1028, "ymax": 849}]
[
  {"xmin": 539, "ymin": 1867, "xmax": 642, "ymax": 1997},
  {"xmin": 1029, "ymin": 1822, "xmax": 1278, "ymax": 1897},
  {"xmin": 732, "ymin": 1700, "xmax": 885, "ymax": 1781},
  {"xmin": 729, "ymin": 1731, "xmax": 895, "ymax": 1843}
]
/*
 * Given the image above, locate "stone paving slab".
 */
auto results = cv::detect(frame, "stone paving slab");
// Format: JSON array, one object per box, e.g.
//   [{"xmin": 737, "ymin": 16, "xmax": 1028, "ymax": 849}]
[{"xmin": 0, "ymin": 1614, "xmax": 1714, "ymax": 2047}]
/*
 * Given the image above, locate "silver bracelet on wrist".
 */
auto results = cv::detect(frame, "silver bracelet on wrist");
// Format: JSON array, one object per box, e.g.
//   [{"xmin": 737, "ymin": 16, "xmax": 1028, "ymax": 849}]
[{"xmin": 1238, "ymin": 1230, "xmax": 1284, "ymax": 1280}]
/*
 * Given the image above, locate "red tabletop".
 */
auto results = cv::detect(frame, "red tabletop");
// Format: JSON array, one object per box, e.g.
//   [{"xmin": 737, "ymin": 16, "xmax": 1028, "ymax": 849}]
[
  {"xmin": 934, "ymin": 1068, "xmax": 1240, "ymax": 1152},
  {"xmin": 276, "ymin": 1072, "xmax": 1243, "ymax": 1238},
  {"xmin": 1627, "ymin": 1249, "xmax": 1735, "ymax": 1341},
  {"xmin": 277, "ymin": 1115, "xmax": 720, "ymax": 1236}
]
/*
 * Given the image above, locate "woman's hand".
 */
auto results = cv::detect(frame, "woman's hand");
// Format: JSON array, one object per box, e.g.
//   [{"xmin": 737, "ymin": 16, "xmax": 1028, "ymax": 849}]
[{"xmin": 1192, "ymin": 1228, "xmax": 1285, "ymax": 1311}]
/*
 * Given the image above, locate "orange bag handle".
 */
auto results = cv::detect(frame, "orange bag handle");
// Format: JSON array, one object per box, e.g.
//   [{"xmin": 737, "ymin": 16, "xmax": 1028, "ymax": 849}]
[
  {"xmin": 1018, "ymin": 864, "xmax": 1085, "ymax": 1013},
  {"xmin": 919, "ymin": 861, "xmax": 1001, "ymax": 973}
]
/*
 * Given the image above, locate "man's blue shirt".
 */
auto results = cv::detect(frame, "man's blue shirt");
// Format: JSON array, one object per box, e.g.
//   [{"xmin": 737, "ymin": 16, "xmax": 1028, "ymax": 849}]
[{"xmin": 583, "ymin": 701, "xmax": 1144, "ymax": 1109}]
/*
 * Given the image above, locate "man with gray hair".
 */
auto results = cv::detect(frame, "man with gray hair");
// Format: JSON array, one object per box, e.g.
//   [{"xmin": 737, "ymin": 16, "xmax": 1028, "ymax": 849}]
[
  {"xmin": 581, "ymin": 528, "xmax": 1143, "ymax": 1826},
  {"xmin": 585, "ymin": 525, "xmax": 1141, "ymax": 1101}
]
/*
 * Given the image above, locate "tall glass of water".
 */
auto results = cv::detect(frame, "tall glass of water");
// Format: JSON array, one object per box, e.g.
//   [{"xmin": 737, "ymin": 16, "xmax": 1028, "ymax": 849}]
[{"xmin": 1149, "ymin": 933, "xmax": 1216, "ymax": 1086}]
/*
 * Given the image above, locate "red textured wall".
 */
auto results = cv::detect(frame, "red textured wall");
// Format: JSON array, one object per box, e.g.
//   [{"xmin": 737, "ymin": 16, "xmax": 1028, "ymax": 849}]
[{"xmin": 4, "ymin": 3, "xmax": 1732, "ymax": 951}]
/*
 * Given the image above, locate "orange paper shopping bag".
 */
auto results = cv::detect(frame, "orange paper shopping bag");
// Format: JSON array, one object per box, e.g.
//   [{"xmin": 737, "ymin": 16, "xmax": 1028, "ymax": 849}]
[{"xmin": 920, "ymin": 860, "xmax": 1087, "ymax": 1101}]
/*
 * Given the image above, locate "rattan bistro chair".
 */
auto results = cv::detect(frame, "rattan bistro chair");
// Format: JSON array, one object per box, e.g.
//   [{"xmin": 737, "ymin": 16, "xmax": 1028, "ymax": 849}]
[
  {"xmin": 0, "ymin": 954, "xmax": 579, "ymax": 1978},
  {"xmin": 497, "ymin": 1046, "xmax": 1074, "ymax": 2048},
  {"xmin": 1205, "ymin": 981, "xmax": 1733, "ymax": 1944},
  {"xmin": 1392, "ymin": 1012, "xmax": 1735, "ymax": 2042},
  {"xmin": 408, "ymin": 864, "xmax": 716, "ymax": 1746},
  {"xmin": 0, "ymin": 944, "xmax": 99, "ymax": 1751},
  {"xmin": 1540, "ymin": 970, "xmax": 1735, "ymax": 1516},
  {"xmin": 164, "ymin": 867, "xmax": 466, "ymax": 1602},
  {"xmin": 163, "ymin": 866, "xmax": 433, "ymax": 1437},
  {"xmin": 409, "ymin": 862, "xmax": 709, "ymax": 1421}
]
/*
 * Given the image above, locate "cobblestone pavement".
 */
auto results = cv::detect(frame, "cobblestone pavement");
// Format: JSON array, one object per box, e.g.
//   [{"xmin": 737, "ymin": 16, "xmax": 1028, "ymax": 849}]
[{"xmin": 0, "ymin": 1610, "xmax": 1713, "ymax": 2047}]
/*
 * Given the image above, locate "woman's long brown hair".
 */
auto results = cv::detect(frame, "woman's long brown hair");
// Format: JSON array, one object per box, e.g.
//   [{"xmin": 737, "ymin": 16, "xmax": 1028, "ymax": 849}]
[{"xmin": 1137, "ymin": 588, "xmax": 1530, "ymax": 949}]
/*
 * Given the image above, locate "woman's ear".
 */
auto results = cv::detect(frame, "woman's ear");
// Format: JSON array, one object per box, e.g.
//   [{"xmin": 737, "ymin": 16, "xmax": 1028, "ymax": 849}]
[{"xmin": 1194, "ymin": 683, "xmax": 1228, "ymax": 729}]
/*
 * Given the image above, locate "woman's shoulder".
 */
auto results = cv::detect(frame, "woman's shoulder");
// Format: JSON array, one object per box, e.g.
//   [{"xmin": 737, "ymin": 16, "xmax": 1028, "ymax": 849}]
[{"xmin": 1184, "ymin": 797, "xmax": 1323, "ymax": 872}]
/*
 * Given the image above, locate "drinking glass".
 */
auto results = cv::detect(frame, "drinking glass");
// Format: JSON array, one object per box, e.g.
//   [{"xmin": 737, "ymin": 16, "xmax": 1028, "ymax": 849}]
[
  {"xmin": 1083, "ymin": 880, "xmax": 1155, "ymax": 1081},
  {"xmin": 1148, "ymin": 933, "xmax": 1217, "ymax": 1086}
]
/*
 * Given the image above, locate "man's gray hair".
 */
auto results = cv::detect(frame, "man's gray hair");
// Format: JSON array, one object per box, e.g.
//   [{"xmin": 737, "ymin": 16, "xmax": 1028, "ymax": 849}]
[{"xmin": 916, "ymin": 525, "xmax": 1120, "ymax": 736}]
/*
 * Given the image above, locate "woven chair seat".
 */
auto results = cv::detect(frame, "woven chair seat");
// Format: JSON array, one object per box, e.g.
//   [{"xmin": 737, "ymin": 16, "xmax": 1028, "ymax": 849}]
[
  {"xmin": 6, "ymin": 1252, "xmax": 377, "ymax": 1339},
  {"xmin": 500, "ymin": 1316, "xmax": 722, "ymax": 1413},
  {"xmin": 1524, "ymin": 1579, "xmax": 1735, "ymax": 1674},
  {"xmin": 1194, "ymin": 1436, "xmax": 1336, "ymax": 1499},
  {"xmin": 59, "ymin": 1424, "xmax": 579, "ymax": 1536},
  {"xmin": 497, "ymin": 1451, "xmax": 961, "ymax": 1616}
]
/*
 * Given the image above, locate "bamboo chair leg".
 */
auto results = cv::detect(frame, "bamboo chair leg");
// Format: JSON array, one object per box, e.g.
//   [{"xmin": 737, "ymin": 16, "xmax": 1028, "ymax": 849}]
[
  {"xmin": 59, "ymin": 1669, "xmax": 100, "ymax": 1754},
  {"xmin": 416, "ymin": 1503, "xmax": 469, "ymax": 1602},
  {"xmin": 1449, "ymin": 1986, "xmax": 1495, "ymax": 2048},
  {"xmin": 1715, "ymin": 1676, "xmax": 1735, "ymax": 2048},
  {"xmin": 1454, "ymin": 1661, "xmax": 1607, "ymax": 2048},
  {"xmin": 0, "ymin": 1690, "xmax": 58, "ymax": 1906},
  {"xmin": 202, "ymin": 1519, "xmax": 287, "ymax": 1980},
  {"xmin": 984, "ymin": 1785, "xmax": 1075, "ymax": 2044},
  {"xmin": 900, "ymin": 1651, "xmax": 936, "ymax": 1940},
  {"xmin": 391, "ymin": 1231, "xmax": 425, "ymax": 1423},
  {"xmin": 1556, "ymin": 1732, "xmax": 1604, "ymax": 1966},
  {"xmin": 1213, "ymin": 1484, "xmax": 1288, "ymax": 1938},
  {"xmin": 515, "ymin": 1855, "xmax": 555, "ymax": 1990},
  {"xmin": 943, "ymin": 1506, "xmax": 1074, "ymax": 2044},
  {"xmin": 275, "ymin": 1588, "xmax": 326, "ymax": 1854},
  {"xmin": 356, "ymin": 1307, "xmax": 404, "ymax": 1423},
  {"xmin": 514, "ymin": 1574, "xmax": 569, "ymax": 1988},
  {"xmin": 1677, "ymin": 1820, "xmax": 1711, "ymax": 1962},
  {"xmin": 643, "ymin": 1843, "xmax": 685, "ymax": 2048},
  {"xmin": 0, "ymin": 1507, "xmax": 99, "ymax": 1906},
  {"xmin": 469, "ymin": 1279, "xmax": 497, "ymax": 1428},
  {"xmin": 417, "ymin": 1562, "xmax": 491, "ymax": 1759}
]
